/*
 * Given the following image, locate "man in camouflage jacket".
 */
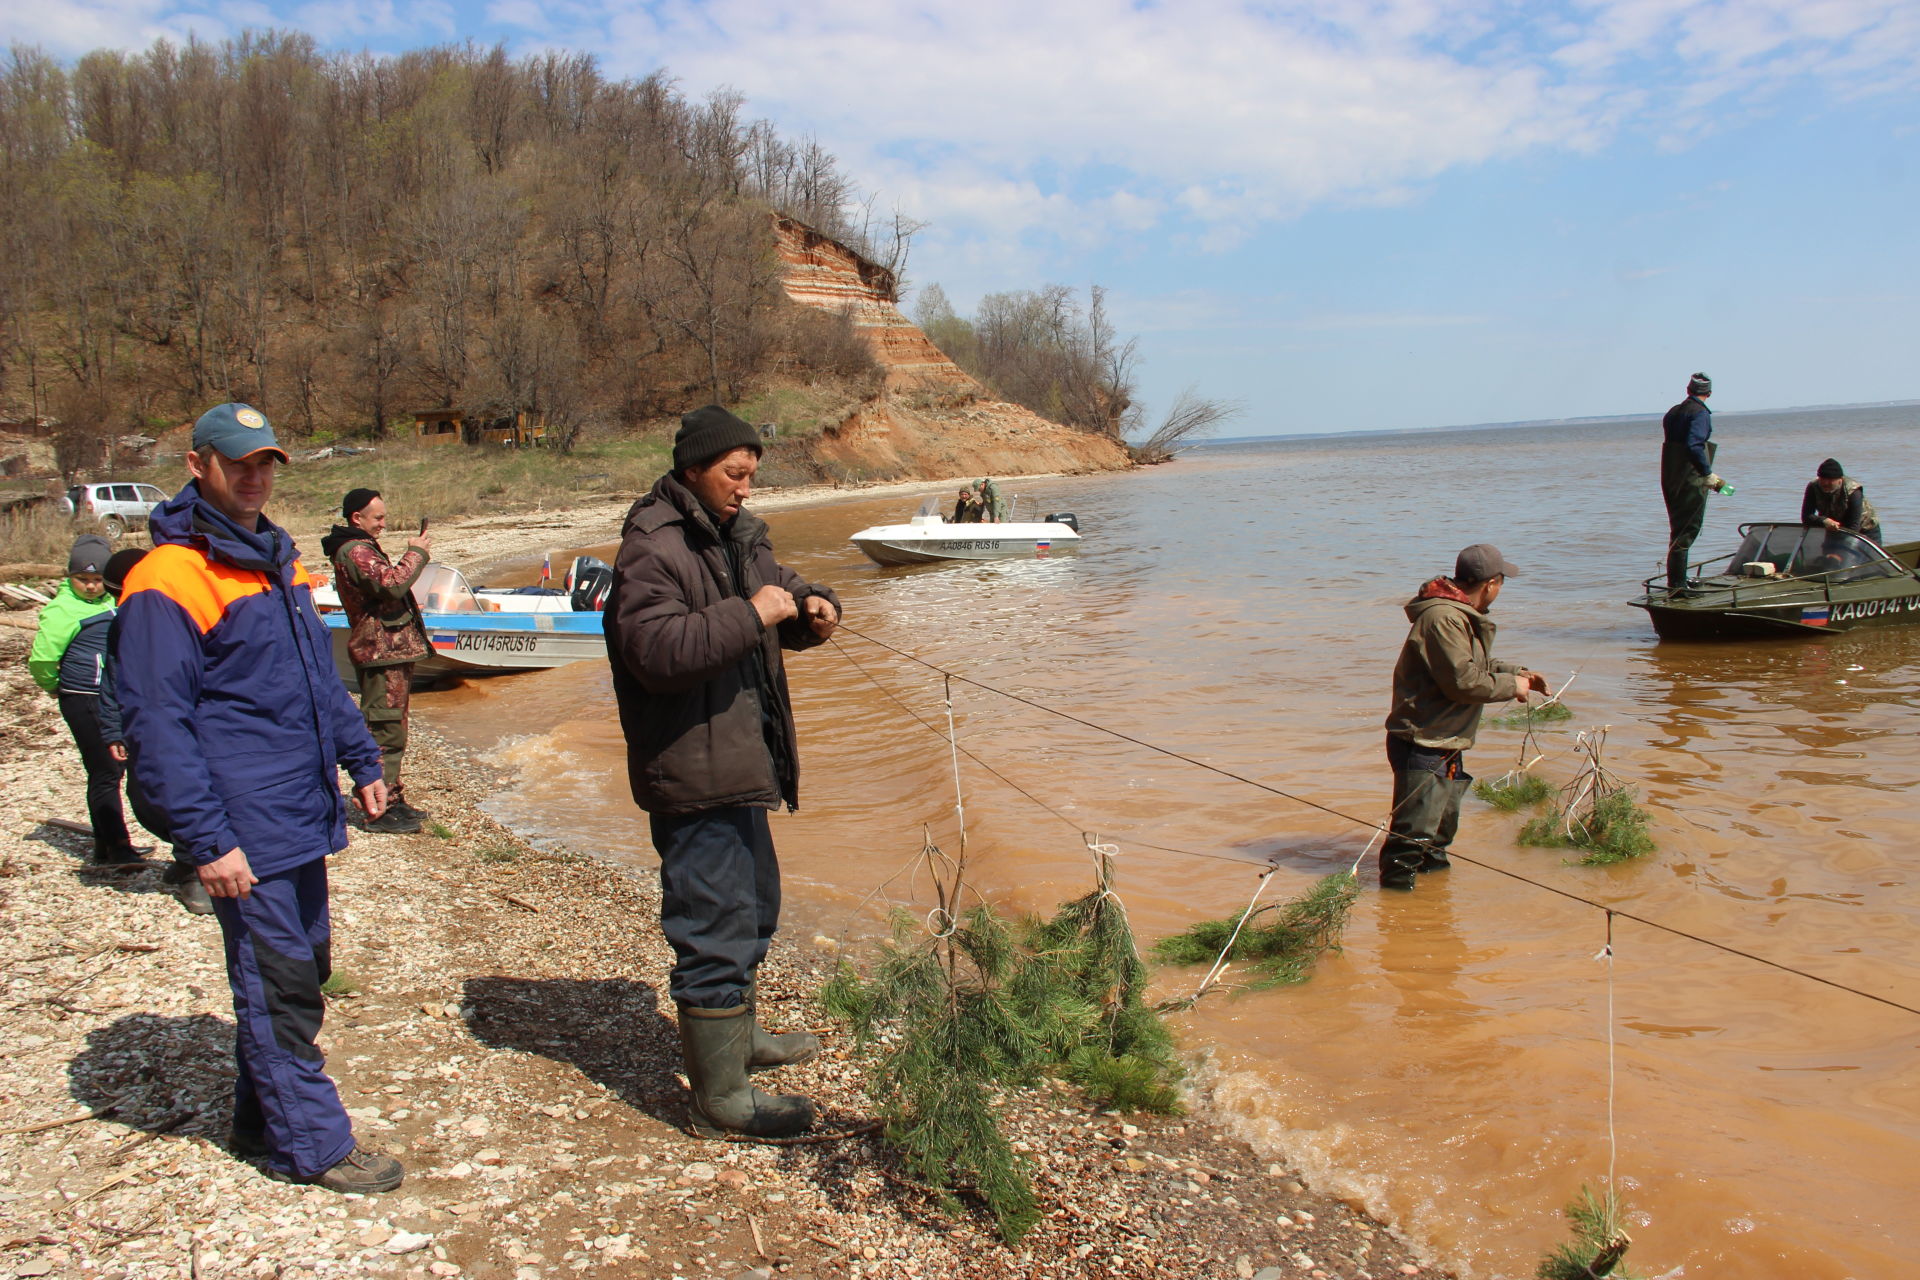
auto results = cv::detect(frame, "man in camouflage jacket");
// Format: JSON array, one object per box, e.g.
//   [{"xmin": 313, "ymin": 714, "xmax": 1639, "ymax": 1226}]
[{"xmin": 322, "ymin": 488, "xmax": 432, "ymax": 834}]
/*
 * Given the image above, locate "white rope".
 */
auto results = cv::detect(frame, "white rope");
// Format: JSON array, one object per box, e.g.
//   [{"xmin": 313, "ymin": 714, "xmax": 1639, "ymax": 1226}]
[
  {"xmin": 1595, "ymin": 915, "xmax": 1619, "ymax": 1192},
  {"xmin": 942, "ymin": 674, "xmax": 967, "ymax": 859},
  {"xmin": 1188, "ymin": 867, "xmax": 1279, "ymax": 1000}
]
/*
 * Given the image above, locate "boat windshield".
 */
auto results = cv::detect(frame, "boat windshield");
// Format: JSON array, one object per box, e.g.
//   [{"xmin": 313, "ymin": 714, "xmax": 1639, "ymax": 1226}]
[
  {"xmin": 413, "ymin": 562, "xmax": 484, "ymax": 612},
  {"xmin": 1725, "ymin": 524, "xmax": 1903, "ymax": 583},
  {"xmin": 915, "ymin": 495, "xmax": 943, "ymax": 519}
]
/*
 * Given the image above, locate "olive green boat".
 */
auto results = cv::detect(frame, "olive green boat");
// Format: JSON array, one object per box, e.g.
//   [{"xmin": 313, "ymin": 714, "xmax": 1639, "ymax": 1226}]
[{"xmin": 1631, "ymin": 523, "xmax": 1920, "ymax": 639}]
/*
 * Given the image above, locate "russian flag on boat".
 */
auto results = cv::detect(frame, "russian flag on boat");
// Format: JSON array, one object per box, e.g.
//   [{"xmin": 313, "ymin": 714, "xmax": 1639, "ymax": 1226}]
[
  {"xmin": 1800, "ymin": 605, "xmax": 1831, "ymax": 627},
  {"xmin": 432, "ymin": 633, "xmax": 459, "ymax": 650}
]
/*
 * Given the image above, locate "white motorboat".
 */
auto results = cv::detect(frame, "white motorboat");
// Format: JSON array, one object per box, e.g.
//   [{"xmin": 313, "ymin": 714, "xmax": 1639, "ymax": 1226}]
[
  {"xmin": 316, "ymin": 560, "xmax": 607, "ymax": 683},
  {"xmin": 849, "ymin": 497, "xmax": 1081, "ymax": 566},
  {"xmin": 311, "ymin": 555, "xmax": 612, "ymax": 615}
]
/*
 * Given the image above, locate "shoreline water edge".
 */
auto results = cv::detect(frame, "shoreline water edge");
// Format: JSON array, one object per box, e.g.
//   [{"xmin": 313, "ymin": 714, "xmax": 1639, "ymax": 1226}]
[{"xmin": 0, "ymin": 476, "xmax": 1448, "ymax": 1280}]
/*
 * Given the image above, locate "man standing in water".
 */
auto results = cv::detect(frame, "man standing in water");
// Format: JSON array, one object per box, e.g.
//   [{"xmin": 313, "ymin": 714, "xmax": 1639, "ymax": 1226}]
[
  {"xmin": 605, "ymin": 404, "xmax": 840, "ymax": 1139},
  {"xmin": 114, "ymin": 402, "xmax": 404, "ymax": 1192},
  {"xmin": 1380, "ymin": 544, "xmax": 1549, "ymax": 891},
  {"xmin": 322, "ymin": 487, "xmax": 434, "ymax": 834},
  {"xmin": 1661, "ymin": 372, "xmax": 1729, "ymax": 596}
]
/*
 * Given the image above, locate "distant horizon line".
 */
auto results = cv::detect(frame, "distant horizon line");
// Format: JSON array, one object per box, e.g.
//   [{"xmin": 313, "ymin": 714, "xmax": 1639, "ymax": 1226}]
[{"xmin": 1186, "ymin": 398, "xmax": 1920, "ymax": 448}]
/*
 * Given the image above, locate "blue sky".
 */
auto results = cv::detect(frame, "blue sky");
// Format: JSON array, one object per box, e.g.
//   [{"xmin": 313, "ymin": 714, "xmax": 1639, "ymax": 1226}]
[{"xmin": 8, "ymin": 0, "xmax": 1917, "ymax": 434}]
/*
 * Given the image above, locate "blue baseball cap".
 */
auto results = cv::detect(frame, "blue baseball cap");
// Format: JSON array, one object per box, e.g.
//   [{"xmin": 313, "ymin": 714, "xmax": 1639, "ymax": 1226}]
[{"xmin": 192, "ymin": 402, "xmax": 289, "ymax": 462}]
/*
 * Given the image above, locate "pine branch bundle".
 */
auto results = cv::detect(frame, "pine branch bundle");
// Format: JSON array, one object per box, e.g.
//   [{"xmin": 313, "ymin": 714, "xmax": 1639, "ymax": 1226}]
[
  {"xmin": 1486, "ymin": 699, "xmax": 1574, "ymax": 729},
  {"xmin": 1536, "ymin": 1185, "xmax": 1640, "ymax": 1280},
  {"xmin": 819, "ymin": 851, "xmax": 1183, "ymax": 1242},
  {"xmin": 1152, "ymin": 870, "xmax": 1360, "ymax": 988},
  {"xmin": 1474, "ymin": 773, "xmax": 1555, "ymax": 811},
  {"xmin": 1516, "ymin": 729, "xmax": 1655, "ymax": 866}
]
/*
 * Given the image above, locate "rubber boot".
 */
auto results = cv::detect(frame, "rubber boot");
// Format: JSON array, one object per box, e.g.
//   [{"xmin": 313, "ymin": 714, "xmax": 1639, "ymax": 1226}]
[
  {"xmin": 1381, "ymin": 768, "xmax": 1454, "ymax": 890},
  {"xmin": 678, "ymin": 1004, "xmax": 815, "ymax": 1139},
  {"xmin": 746, "ymin": 984, "xmax": 820, "ymax": 1070},
  {"xmin": 1420, "ymin": 777, "xmax": 1472, "ymax": 872}
]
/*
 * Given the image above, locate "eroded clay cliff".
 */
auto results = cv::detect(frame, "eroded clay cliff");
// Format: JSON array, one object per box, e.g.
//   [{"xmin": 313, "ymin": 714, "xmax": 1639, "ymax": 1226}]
[{"xmin": 772, "ymin": 216, "xmax": 1132, "ymax": 479}]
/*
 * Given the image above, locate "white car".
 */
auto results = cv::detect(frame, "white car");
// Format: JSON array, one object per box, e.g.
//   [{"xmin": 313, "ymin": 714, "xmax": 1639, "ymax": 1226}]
[{"xmin": 60, "ymin": 481, "xmax": 169, "ymax": 538}]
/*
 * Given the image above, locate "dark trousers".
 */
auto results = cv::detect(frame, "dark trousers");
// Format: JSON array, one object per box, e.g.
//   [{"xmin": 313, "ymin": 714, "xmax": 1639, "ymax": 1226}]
[
  {"xmin": 1381, "ymin": 736, "xmax": 1471, "ymax": 890},
  {"xmin": 1661, "ymin": 441, "xmax": 1712, "ymax": 588},
  {"xmin": 356, "ymin": 663, "xmax": 413, "ymax": 802},
  {"xmin": 57, "ymin": 691, "xmax": 131, "ymax": 855},
  {"xmin": 210, "ymin": 859, "xmax": 354, "ymax": 1178},
  {"xmin": 649, "ymin": 806, "xmax": 780, "ymax": 1010}
]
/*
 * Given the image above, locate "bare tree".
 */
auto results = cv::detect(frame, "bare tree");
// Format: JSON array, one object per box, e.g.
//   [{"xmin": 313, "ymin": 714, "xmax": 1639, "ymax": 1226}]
[{"xmin": 1130, "ymin": 388, "xmax": 1241, "ymax": 464}]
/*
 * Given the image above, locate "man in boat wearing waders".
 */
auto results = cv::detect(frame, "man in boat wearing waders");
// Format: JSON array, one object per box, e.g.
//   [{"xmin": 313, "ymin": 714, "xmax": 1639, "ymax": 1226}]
[
  {"xmin": 112, "ymin": 403, "xmax": 404, "ymax": 1193},
  {"xmin": 1661, "ymin": 372, "xmax": 1732, "ymax": 596},
  {"xmin": 322, "ymin": 488, "xmax": 434, "ymax": 834},
  {"xmin": 1380, "ymin": 544, "xmax": 1549, "ymax": 892},
  {"xmin": 605, "ymin": 404, "xmax": 842, "ymax": 1139}
]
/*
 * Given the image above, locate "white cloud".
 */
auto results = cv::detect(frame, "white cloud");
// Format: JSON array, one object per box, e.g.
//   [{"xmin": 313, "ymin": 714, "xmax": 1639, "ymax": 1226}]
[{"xmin": 6, "ymin": 0, "xmax": 1915, "ymax": 254}]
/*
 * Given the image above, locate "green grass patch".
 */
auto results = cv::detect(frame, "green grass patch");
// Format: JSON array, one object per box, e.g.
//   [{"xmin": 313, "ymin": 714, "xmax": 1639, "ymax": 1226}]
[
  {"xmin": 425, "ymin": 821, "xmax": 455, "ymax": 840},
  {"xmin": 1151, "ymin": 871, "xmax": 1359, "ymax": 988},
  {"xmin": 320, "ymin": 970, "xmax": 360, "ymax": 997},
  {"xmin": 475, "ymin": 842, "xmax": 521, "ymax": 864},
  {"xmin": 1474, "ymin": 774, "xmax": 1555, "ymax": 811},
  {"xmin": 1520, "ymin": 789, "xmax": 1656, "ymax": 865},
  {"xmin": 1486, "ymin": 701, "xmax": 1574, "ymax": 730}
]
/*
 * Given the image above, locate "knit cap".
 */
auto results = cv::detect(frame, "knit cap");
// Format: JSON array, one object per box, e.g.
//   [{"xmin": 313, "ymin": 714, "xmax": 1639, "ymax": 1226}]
[
  {"xmin": 1817, "ymin": 458, "xmax": 1844, "ymax": 480},
  {"xmin": 1687, "ymin": 372, "xmax": 1712, "ymax": 396},
  {"xmin": 68, "ymin": 534, "xmax": 112, "ymax": 577},
  {"xmin": 673, "ymin": 405, "xmax": 763, "ymax": 473}
]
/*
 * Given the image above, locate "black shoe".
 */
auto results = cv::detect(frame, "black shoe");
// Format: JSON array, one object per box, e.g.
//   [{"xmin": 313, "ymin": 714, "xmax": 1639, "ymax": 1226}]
[
  {"xmin": 364, "ymin": 808, "xmax": 423, "ymax": 835},
  {"xmin": 391, "ymin": 799, "xmax": 431, "ymax": 823},
  {"xmin": 91, "ymin": 843, "xmax": 153, "ymax": 866},
  {"xmin": 229, "ymin": 1124, "xmax": 269, "ymax": 1159}
]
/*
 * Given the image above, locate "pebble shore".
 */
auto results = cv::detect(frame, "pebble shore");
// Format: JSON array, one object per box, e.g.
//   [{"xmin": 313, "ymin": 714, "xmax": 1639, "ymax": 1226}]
[{"xmin": 0, "ymin": 619, "xmax": 1449, "ymax": 1280}]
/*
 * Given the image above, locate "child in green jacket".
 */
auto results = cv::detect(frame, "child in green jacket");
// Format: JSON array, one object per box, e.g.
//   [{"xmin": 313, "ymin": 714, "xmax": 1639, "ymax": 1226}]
[{"xmin": 28, "ymin": 535, "xmax": 147, "ymax": 863}]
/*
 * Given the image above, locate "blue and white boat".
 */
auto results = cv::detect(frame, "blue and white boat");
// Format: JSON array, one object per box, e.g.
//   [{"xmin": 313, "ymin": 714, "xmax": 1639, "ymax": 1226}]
[{"xmin": 318, "ymin": 561, "xmax": 606, "ymax": 681}]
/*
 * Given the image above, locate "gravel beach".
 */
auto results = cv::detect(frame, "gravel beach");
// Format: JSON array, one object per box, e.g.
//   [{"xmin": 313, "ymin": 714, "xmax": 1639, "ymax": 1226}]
[{"xmin": 1, "ymin": 540, "xmax": 1450, "ymax": 1280}]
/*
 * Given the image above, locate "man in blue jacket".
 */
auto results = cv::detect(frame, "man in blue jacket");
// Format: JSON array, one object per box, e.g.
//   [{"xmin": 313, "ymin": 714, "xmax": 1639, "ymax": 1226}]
[
  {"xmin": 1660, "ymin": 372, "xmax": 1730, "ymax": 595},
  {"xmin": 113, "ymin": 403, "xmax": 403, "ymax": 1194}
]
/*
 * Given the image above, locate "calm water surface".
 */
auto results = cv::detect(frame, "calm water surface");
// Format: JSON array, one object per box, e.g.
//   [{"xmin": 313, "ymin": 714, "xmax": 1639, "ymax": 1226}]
[{"xmin": 422, "ymin": 405, "xmax": 1920, "ymax": 1280}]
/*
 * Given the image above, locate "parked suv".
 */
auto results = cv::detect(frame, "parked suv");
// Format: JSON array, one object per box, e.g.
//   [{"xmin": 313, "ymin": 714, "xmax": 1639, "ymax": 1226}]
[{"xmin": 61, "ymin": 481, "xmax": 168, "ymax": 538}]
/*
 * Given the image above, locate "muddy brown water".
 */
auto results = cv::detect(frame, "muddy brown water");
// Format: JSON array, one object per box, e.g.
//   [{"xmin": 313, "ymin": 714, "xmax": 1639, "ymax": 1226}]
[{"xmin": 420, "ymin": 405, "xmax": 1920, "ymax": 1279}]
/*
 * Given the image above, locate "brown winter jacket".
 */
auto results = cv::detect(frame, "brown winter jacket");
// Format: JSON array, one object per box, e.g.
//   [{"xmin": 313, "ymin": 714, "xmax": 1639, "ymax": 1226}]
[
  {"xmin": 604, "ymin": 473, "xmax": 839, "ymax": 816},
  {"xmin": 1384, "ymin": 579, "xmax": 1523, "ymax": 752},
  {"xmin": 322, "ymin": 526, "xmax": 431, "ymax": 669}
]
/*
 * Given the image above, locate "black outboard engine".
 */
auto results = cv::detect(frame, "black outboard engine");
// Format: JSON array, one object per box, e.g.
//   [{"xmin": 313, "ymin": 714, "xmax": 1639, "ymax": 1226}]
[
  {"xmin": 570, "ymin": 556, "xmax": 614, "ymax": 611},
  {"xmin": 1044, "ymin": 512, "xmax": 1080, "ymax": 533}
]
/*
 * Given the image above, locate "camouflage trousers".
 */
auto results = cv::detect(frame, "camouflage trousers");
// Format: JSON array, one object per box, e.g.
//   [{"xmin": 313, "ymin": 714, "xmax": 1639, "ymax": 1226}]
[{"xmin": 355, "ymin": 662, "xmax": 413, "ymax": 803}]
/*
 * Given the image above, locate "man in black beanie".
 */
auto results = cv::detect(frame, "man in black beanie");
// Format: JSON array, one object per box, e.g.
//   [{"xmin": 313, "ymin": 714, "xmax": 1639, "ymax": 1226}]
[
  {"xmin": 605, "ymin": 404, "xmax": 840, "ymax": 1139},
  {"xmin": 1660, "ymin": 372, "xmax": 1730, "ymax": 595}
]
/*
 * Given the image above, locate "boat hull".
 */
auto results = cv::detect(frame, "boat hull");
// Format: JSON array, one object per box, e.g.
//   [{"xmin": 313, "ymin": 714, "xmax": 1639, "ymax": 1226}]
[
  {"xmin": 1631, "ymin": 581, "xmax": 1920, "ymax": 640},
  {"xmin": 849, "ymin": 522, "xmax": 1080, "ymax": 566},
  {"xmin": 323, "ymin": 610, "xmax": 605, "ymax": 682}
]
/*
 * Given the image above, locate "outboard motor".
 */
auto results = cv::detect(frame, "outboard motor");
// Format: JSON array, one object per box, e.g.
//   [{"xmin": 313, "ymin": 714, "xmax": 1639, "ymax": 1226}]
[
  {"xmin": 1044, "ymin": 512, "xmax": 1080, "ymax": 533},
  {"xmin": 570, "ymin": 556, "xmax": 614, "ymax": 611}
]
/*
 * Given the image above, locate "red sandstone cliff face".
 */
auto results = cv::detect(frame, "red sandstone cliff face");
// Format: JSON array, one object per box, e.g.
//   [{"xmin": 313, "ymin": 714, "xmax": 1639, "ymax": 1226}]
[{"xmin": 772, "ymin": 216, "xmax": 1132, "ymax": 479}]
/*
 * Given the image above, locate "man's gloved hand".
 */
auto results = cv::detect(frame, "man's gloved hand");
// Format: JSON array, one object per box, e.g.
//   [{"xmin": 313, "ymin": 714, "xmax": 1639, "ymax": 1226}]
[{"xmin": 1705, "ymin": 473, "xmax": 1729, "ymax": 493}]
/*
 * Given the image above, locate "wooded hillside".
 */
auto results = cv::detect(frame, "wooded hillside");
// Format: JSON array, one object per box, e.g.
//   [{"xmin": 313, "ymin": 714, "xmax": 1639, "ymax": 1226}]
[{"xmin": 0, "ymin": 35, "xmax": 901, "ymax": 451}]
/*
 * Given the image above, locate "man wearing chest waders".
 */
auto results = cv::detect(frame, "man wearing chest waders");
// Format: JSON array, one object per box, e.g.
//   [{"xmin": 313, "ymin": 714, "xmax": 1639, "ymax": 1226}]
[
  {"xmin": 1661, "ymin": 372, "xmax": 1732, "ymax": 596},
  {"xmin": 604, "ymin": 405, "xmax": 842, "ymax": 1138},
  {"xmin": 1380, "ymin": 544, "xmax": 1549, "ymax": 892}
]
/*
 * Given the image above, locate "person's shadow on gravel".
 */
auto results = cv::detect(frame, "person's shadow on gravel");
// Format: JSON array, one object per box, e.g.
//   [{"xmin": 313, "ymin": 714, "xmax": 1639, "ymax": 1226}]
[
  {"xmin": 461, "ymin": 975, "xmax": 687, "ymax": 1125},
  {"xmin": 67, "ymin": 1012, "xmax": 237, "ymax": 1145}
]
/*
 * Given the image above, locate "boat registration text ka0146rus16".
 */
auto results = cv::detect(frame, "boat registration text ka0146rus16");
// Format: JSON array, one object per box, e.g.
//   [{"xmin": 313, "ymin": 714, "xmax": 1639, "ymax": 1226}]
[{"xmin": 443, "ymin": 632, "xmax": 540, "ymax": 653}]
